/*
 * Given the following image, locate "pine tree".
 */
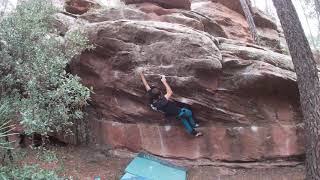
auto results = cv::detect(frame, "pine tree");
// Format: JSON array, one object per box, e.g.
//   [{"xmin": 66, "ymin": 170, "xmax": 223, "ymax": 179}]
[{"xmin": 272, "ymin": 0, "xmax": 320, "ymax": 179}]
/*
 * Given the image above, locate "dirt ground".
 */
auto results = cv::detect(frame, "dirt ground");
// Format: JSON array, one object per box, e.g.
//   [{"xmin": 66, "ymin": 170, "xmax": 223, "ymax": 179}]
[{"xmin": 13, "ymin": 145, "xmax": 305, "ymax": 180}]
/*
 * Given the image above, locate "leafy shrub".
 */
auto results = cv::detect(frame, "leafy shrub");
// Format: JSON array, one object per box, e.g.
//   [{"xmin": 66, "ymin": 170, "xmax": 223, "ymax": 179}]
[
  {"xmin": 0, "ymin": 99, "xmax": 16, "ymax": 151},
  {"xmin": 36, "ymin": 149, "xmax": 58, "ymax": 163},
  {"xmin": 0, "ymin": 165, "xmax": 62, "ymax": 180},
  {"xmin": 0, "ymin": 0, "xmax": 91, "ymax": 135}
]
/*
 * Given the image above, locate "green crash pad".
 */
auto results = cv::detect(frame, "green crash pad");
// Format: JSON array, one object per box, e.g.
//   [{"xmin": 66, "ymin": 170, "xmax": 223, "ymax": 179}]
[{"xmin": 124, "ymin": 153, "xmax": 187, "ymax": 180}]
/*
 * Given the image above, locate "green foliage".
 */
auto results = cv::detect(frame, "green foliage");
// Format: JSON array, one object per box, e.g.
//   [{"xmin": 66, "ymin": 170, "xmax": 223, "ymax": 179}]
[
  {"xmin": 0, "ymin": 148, "xmax": 73, "ymax": 180},
  {"xmin": 0, "ymin": 165, "xmax": 62, "ymax": 180},
  {"xmin": 36, "ymin": 149, "xmax": 58, "ymax": 163},
  {"xmin": 0, "ymin": 0, "xmax": 91, "ymax": 135},
  {"xmin": 0, "ymin": 99, "xmax": 16, "ymax": 150},
  {"xmin": 11, "ymin": 149, "xmax": 28, "ymax": 161}
]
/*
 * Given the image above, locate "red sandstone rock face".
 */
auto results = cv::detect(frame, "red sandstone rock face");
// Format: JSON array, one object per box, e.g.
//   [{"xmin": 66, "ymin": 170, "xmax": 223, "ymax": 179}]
[
  {"xmin": 192, "ymin": 1, "xmax": 252, "ymax": 42},
  {"xmin": 62, "ymin": 0, "xmax": 282, "ymax": 50},
  {"xmin": 89, "ymin": 121, "xmax": 304, "ymax": 161},
  {"xmin": 64, "ymin": 0, "xmax": 99, "ymax": 14},
  {"xmin": 77, "ymin": 1, "xmax": 282, "ymax": 51},
  {"xmin": 124, "ymin": 0, "xmax": 191, "ymax": 10},
  {"xmin": 70, "ymin": 20, "xmax": 299, "ymax": 125},
  {"xmin": 55, "ymin": 0, "xmax": 305, "ymax": 162},
  {"xmin": 63, "ymin": 18, "xmax": 304, "ymax": 161},
  {"xmin": 192, "ymin": 1, "xmax": 282, "ymax": 50},
  {"xmin": 210, "ymin": 0, "xmax": 250, "ymax": 15},
  {"xmin": 79, "ymin": 3, "xmax": 227, "ymax": 38},
  {"xmin": 252, "ymin": 7, "xmax": 277, "ymax": 30}
]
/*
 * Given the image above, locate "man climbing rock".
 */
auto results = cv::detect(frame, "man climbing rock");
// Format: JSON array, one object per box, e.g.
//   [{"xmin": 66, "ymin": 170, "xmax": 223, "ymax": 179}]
[{"xmin": 139, "ymin": 71, "xmax": 203, "ymax": 137}]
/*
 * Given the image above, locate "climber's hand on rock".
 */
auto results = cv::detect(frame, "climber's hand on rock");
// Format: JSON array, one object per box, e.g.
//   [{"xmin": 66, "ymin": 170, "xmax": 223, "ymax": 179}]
[
  {"xmin": 139, "ymin": 71, "xmax": 143, "ymax": 76},
  {"xmin": 136, "ymin": 67, "xmax": 145, "ymax": 75},
  {"xmin": 161, "ymin": 75, "xmax": 166, "ymax": 83}
]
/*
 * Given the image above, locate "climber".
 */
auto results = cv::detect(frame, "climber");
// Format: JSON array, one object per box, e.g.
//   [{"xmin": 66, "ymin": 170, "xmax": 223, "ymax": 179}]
[{"xmin": 139, "ymin": 71, "xmax": 203, "ymax": 137}]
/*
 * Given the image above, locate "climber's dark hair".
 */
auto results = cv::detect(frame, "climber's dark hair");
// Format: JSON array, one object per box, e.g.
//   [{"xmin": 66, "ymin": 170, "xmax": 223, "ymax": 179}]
[{"xmin": 148, "ymin": 86, "xmax": 162, "ymax": 103}]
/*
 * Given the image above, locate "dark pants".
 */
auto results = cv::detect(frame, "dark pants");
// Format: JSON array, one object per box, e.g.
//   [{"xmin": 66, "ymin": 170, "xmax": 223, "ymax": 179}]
[{"xmin": 178, "ymin": 108, "xmax": 197, "ymax": 134}]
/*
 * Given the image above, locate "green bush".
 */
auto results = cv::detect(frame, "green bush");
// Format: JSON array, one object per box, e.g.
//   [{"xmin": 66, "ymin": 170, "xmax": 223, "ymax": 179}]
[
  {"xmin": 0, "ymin": 99, "xmax": 16, "ymax": 151},
  {"xmin": 36, "ymin": 149, "xmax": 58, "ymax": 163},
  {"xmin": 0, "ymin": 165, "xmax": 62, "ymax": 180},
  {"xmin": 0, "ymin": 0, "xmax": 91, "ymax": 135}
]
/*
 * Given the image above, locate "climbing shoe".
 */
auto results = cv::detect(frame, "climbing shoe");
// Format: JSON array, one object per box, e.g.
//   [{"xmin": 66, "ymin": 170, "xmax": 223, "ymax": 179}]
[{"xmin": 192, "ymin": 131, "xmax": 203, "ymax": 137}]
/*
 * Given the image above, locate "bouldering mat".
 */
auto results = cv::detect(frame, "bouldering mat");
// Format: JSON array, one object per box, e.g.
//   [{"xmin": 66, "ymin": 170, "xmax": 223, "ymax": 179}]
[
  {"xmin": 123, "ymin": 153, "xmax": 187, "ymax": 180},
  {"xmin": 120, "ymin": 173, "xmax": 151, "ymax": 180}
]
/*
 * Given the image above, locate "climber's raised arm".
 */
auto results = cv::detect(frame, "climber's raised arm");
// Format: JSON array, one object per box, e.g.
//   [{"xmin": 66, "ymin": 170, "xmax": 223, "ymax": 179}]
[
  {"xmin": 139, "ymin": 71, "xmax": 151, "ymax": 91},
  {"xmin": 161, "ymin": 75, "xmax": 173, "ymax": 100}
]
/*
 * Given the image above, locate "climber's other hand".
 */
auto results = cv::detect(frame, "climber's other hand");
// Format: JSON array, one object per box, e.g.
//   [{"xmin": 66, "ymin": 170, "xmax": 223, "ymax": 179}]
[{"xmin": 161, "ymin": 75, "xmax": 166, "ymax": 83}]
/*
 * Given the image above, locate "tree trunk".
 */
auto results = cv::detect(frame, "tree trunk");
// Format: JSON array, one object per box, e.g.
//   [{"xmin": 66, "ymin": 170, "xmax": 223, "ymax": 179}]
[
  {"xmin": 272, "ymin": 0, "xmax": 320, "ymax": 179},
  {"xmin": 239, "ymin": 0, "xmax": 260, "ymax": 44}
]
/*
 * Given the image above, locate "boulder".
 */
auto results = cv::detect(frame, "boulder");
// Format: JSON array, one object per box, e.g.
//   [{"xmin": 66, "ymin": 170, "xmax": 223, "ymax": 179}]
[
  {"xmin": 123, "ymin": 0, "xmax": 191, "ymax": 10},
  {"xmin": 67, "ymin": 19, "xmax": 303, "ymax": 161},
  {"xmin": 56, "ymin": 0, "xmax": 304, "ymax": 163},
  {"xmin": 69, "ymin": 20, "xmax": 302, "ymax": 124},
  {"xmin": 64, "ymin": 0, "xmax": 100, "ymax": 14},
  {"xmin": 70, "ymin": 20, "xmax": 222, "ymax": 123}
]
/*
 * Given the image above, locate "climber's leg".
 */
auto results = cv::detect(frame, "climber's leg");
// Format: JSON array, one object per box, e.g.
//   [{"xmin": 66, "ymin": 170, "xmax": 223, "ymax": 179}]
[
  {"xmin": 181, "ymin": 108, "xmax": 199, "ymax": 128},
  {"xmin": 178, "ymin": 108, "xmax": 202, "ymax": 136},
  {"xmin": 180, "ymin": 116, "xmax": 194, "ymax": 134},
  {"xmin": 178, "ymin": 109, "xmax": 194, "ymax": 133},
  {"xmin": 188, "ymin": 116, "xmax": 198, "ymax": 128}
]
